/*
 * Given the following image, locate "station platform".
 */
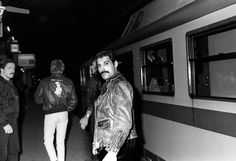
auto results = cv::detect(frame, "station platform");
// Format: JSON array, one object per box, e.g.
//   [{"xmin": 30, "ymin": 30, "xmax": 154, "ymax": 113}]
[{"xmin": 19, "ymin": 98, "xmax": 92, "ymax": 161}]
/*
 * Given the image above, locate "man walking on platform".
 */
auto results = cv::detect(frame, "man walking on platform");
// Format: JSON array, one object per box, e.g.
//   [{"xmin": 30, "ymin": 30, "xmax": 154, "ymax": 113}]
[{"xmin": 34, "ymin": 59, "xmax": 78, "ymax": 161}]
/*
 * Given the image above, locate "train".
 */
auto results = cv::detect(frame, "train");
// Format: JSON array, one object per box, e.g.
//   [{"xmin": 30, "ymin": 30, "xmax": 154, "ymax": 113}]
[{"xmin": 79, "ymin": 0, "xmax": 236, "ymax": 160}]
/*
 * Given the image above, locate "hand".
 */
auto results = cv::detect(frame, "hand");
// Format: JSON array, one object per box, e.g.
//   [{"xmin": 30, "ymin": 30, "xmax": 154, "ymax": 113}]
[
  {"xmin": 92, "ymin": 142, "xmax": 99, "ymax": 155},
  {"xmin": 80, "ymin": 116, "xmax": 89, "ymax": 129},
  {"xmin": 102, "ymin": 151, "xmax": 117, "ymax": 161},
  {"xmin": 3, "ymin": 124, "xmax": 13, "ymax": 134},
  {"xmin": 92, "ymin": 147, "xmax": 98, "ymax": 155}
]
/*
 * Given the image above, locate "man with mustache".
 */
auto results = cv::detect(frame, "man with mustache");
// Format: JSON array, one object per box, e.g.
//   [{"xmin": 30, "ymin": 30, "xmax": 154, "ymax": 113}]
[
  {"xmin": 0, "ymin": 58, "xmax": 20, "ymax": 161},
  {"xmin": 92, "ymin": 51, "xmax": 137, "ymax": 161}
]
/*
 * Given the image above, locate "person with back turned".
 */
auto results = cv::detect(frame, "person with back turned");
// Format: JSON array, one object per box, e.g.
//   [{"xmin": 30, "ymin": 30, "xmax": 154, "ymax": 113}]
[
  {"xmin": 92, "ymin": 51, "xmax": 137, "ymax": 161},
  {"xmin": 34, "ymin": 59, "xmax": 78, "ymax": 161},
  {"xmin": 0, "ymin": 58, "xmax": 20, "ymax": 161}
]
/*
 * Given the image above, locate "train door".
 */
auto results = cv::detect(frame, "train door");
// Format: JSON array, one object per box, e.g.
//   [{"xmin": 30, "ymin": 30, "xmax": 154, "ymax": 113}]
[
  {"xmin": 116, "ymin": 51, "xmax": 142, "ymax": 159},
  {"xmin": 116, "ymin": 51, "xmax": 134, "ymax": 85}
]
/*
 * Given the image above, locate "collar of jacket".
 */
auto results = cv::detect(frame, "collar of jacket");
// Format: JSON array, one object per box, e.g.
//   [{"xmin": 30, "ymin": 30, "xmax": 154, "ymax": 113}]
[
  {"xmin": 51, "ymin": 74, "xmax": 62, "ymax": 76},
  {"xmin": 0, "ymin": 75, "xmax": 17, "ymax": 94},
  {"xmin": 50, "ymin": 74, "xmax": 63, "ymax": 78},
  {"xmin": 100, "ymin": 71, "xmax": 121, "ymax": 95},
  {"xmin": 0, "ymin": 75, "xmax": 12, "ymax": 84},
  {"xmin": 106, "ymin": 71, "xmax": 121, "ymax": 83}
]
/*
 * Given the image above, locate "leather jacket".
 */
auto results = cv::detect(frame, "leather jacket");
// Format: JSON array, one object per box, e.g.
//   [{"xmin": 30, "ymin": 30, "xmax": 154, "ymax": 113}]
[
  {"xmin": 0, "ymin": 76, "xmax": 19, "ymax": 126},
  {"xmin": 93, "ymin": 72, "xmax": 137, "ymax": 153},
  {"xmin": 34, "ymin": 74, "xmax": 78, "ymax": 114}
]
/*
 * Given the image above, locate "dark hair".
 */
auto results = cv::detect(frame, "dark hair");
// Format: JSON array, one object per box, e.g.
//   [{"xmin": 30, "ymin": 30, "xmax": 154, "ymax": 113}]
[
  {"xmin": 95, "ymin": 50, "xmax": 116, "ymax": 62},
  {"xmin": 0, "ymin": 58, "xmax": 15, "ymax": 70},
  {"xmin": 50, "ymin": 59, "xmax": 65, "ymax": 75}
]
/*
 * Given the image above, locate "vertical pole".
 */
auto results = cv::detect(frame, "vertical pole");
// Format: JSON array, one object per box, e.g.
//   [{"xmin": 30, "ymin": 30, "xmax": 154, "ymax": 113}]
[{"xmin": 0, "ymin": 1, "xmax": 3, "ymax": 38}]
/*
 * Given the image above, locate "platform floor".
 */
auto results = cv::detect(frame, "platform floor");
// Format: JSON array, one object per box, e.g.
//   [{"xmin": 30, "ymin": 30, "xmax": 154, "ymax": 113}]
[{"xmin": 19, "ymin": 99, "xmax": 92, "ymax": 161}]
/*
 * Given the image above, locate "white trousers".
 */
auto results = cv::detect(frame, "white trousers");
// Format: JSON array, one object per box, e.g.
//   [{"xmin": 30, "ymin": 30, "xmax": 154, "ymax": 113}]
[{"xmin": 44, "ymin": 111, "xmax": 68, "ymax": 161}]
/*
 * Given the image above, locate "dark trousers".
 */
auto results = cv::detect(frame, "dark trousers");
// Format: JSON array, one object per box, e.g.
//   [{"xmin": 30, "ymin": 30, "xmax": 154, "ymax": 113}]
[
  {"xmin": 96, "ymin": 138, "xmax": 137, "ymax": 161},
  {"xmin": 89, "ymin": 112, "xmax": 95, "ymax": 136},
  {"xmin": 0, "ymin": 121, "xmax": 20, "ymax": 161}
]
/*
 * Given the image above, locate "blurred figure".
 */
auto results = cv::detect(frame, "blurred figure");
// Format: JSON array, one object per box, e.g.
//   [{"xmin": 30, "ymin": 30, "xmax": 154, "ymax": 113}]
[
  {"xmin": 0, "ymin": 58, "xmax": 20, "ymax": 161},
  {"xmin": 13, "ymin": 67, "xmax": 27, "ymax": 124},
  {"xmin": 80, "ymin": 59, "xmax": 101, "ymax": 135},
  {"xmin": 34, "ymin": 59, "xmax": 78, "ymax": 161},
  {"xmin": 92, "ymin": 51, "xmax": 137, "ymax": 161},
  {"xmin": 146, "ymin": 50, "xmax": 164, "ymax": 91}
]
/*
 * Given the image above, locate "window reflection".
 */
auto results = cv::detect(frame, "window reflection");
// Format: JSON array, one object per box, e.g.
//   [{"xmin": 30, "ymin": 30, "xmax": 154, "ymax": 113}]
[{"xmin": 141, "ymin": 40, "xmax": 174, "ymax": 95}]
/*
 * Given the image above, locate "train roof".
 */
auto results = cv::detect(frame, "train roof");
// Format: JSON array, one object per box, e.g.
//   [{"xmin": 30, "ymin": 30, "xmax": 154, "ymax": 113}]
[
  {"xmin": 105, "ymin": 0, "xmax": 236, "ymax": 50},
  {"xmin": 81, "ymin": 0, "xmax": 236, "ymax": 67}
]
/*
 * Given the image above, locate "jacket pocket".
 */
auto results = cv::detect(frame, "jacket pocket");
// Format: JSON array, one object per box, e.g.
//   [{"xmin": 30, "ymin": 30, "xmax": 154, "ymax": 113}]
[{"xmin": 97, "ymin": 118, "xmax": 111, "ymax": 129}]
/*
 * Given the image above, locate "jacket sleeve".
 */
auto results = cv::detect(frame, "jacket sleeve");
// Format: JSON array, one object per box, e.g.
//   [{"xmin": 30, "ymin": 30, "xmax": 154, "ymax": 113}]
[
  {"xmin": 107, "ymin": 81, "xmax": 133, "ymax": 153},
  {"xmin": 0, "ymin": 84, "xmax": 16, "ymax": 125},
  {"xmin": 67, "ymin": 82, "xmax": 78, "ymax": 112},
  {"xmin": 34, "ymin": 81, "xmax": 44, "ymax": 104},
  {"xmin": 0, "ymin": 90, "xmax": 6, "ymax": 124}
]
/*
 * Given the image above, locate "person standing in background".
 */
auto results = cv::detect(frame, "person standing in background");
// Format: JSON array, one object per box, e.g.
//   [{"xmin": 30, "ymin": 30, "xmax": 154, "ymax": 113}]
[
  {"xmin": 0, "ymin": 58, "xmax": 20, "ymax": 161},
  {"xmin": 80, "ymin": 59, "xmax": 102, "ymax": 134},
  {"xmin": 34, "ymin": 59, "xmax": 78, "ymax": 161}
]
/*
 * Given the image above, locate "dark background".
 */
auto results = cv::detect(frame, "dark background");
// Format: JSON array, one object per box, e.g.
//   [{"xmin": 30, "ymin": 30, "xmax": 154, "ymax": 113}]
[{"xmin": 2, "ymin": 0, "xmax": 152, "ymax": 79}]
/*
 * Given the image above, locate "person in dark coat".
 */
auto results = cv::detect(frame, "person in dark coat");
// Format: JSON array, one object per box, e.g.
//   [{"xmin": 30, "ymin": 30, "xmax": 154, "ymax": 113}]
[{"xmin": 0, "ymin": 58, "xmax": 20, "ymax": 161}]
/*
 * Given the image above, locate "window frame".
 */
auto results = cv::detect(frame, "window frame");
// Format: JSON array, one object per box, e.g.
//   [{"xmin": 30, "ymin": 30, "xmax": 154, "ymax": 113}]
[
  {"xmin": 140, "ymin": 38, "xmax": 174, "ymax": 96},
  {"xmin": 186, "ymin": 16, "xmax": 236, "ymax": 101}
]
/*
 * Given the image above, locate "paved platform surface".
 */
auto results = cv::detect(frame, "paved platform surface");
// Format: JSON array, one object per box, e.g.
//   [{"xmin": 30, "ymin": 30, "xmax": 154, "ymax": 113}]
[{"xmin": 19, "ymin": 99, "xmax": 92, "ymax": 161}]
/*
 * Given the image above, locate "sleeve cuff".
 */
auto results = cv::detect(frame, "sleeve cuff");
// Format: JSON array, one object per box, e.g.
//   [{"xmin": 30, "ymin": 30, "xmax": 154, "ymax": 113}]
[{"xmin": 105, "ymin": 147, "xmax": 119, "ymax": 154}]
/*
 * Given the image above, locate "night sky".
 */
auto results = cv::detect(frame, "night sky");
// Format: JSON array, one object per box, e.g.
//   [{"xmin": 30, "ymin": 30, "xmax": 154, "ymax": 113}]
[{"xmin": 2, "ymin": 0, "xmax": 150, "ymax": 79}]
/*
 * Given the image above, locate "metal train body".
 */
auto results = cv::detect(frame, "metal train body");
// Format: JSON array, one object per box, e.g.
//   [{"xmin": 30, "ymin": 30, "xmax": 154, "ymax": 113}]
[{"xmin": 79, "ymin": 0, "xmax": 236, "ymax": 160}]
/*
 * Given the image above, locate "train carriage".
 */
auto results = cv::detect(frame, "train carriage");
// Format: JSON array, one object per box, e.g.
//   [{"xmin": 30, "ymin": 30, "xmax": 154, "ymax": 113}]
[{"xmin": 80, "ymin": 0, "xmax": 236, "ymax": 160}]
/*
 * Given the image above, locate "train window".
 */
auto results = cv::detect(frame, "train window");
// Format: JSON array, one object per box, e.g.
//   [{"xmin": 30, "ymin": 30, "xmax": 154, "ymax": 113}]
[
  {"xmin": 141, "ymin": 40, "xmax": 174, "ymax": 95},
  {"xmin": 188, "ymin": 21, "xmax": 236, "ymax": 99}
]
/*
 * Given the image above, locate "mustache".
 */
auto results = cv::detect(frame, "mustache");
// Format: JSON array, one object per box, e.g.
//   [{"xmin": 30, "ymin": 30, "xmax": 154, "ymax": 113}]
[{"xmin": 100, "ymin": 71, "xmax": 109, "ymax": 75}]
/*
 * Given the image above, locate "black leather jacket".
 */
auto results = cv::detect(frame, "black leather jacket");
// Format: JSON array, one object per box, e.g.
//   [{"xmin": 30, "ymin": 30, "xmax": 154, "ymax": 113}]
[
  {"xmin": 0, "ymin": 76, "xmax": 19, "ymax": 126},
  {"xmin": 93, "ymin": 72, "xmax": 137, "ymax": 153},
  {"xmin": 34, "ymin": 74, "xmax": 78, "ymax": 114}
]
